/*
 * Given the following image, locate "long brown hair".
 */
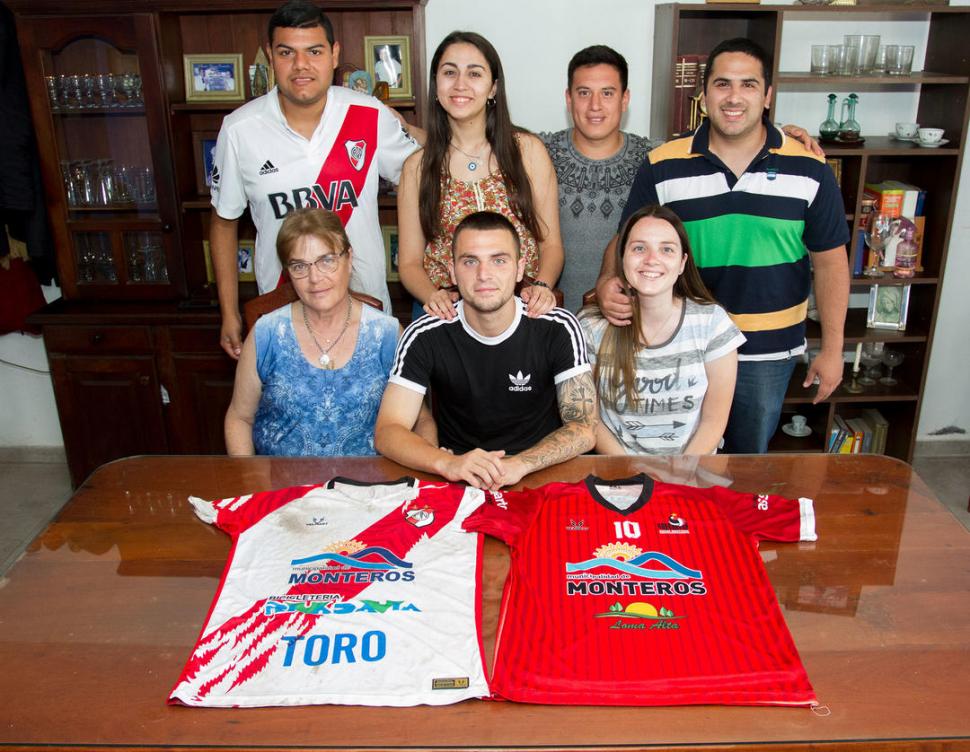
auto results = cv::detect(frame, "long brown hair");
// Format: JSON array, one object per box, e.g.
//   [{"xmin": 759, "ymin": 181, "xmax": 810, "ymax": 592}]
[
  {"xmin": 418, "ymin": 31, "xmax": 542, "ymax": 244},
  {"xmin": 589, "ymin": 204, "xmax": 716, "ymax": 411}
]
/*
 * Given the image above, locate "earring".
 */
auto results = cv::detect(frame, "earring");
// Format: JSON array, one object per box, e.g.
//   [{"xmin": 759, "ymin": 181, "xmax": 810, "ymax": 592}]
[{"xmin": 487, "ymin": 97, "xmax": 495, "ymax": 107}]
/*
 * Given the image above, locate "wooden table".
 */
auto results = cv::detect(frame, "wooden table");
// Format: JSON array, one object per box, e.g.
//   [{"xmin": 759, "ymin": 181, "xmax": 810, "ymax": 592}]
[{"xmin": 1, "ymin": 454, "xmax": 968, "ymax": 752}]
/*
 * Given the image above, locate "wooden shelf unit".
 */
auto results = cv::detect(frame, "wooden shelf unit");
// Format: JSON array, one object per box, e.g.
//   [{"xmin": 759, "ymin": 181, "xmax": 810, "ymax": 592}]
[
  {"xmin": 11, "ymin": 0, "xmax": 427, "ymax": 486},
  {"xmin": 653, "ymin": 4, "xmax": 970, "ymax": 461}
]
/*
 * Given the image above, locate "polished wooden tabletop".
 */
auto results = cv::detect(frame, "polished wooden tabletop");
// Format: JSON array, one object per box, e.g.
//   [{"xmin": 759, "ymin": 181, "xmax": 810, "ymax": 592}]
[{"xmin": 1, "ymin": 454, "xmax": 968, "ymax": 752}]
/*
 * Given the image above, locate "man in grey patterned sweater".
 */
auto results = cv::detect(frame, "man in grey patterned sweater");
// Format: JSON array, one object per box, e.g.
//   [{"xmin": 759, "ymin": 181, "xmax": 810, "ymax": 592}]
[{"xmin": 539, "ymin": 46, "xmax": 660, "ymax": 312}]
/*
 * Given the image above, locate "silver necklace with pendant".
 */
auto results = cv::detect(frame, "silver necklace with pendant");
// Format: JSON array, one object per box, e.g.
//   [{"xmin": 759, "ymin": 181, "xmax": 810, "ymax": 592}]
[
  {"xmin": 451, "ymin": 141, "xmax": 487, "ymax": 172},
  {"xmin": 303, "ymin": 297, "xmax": 352, "ymax": 369}
]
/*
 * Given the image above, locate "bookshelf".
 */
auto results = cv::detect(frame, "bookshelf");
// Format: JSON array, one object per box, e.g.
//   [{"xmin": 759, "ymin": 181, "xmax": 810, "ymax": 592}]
[{"xmin": 652, "ymin": 3, "xmax": 970, "ymax": 462}]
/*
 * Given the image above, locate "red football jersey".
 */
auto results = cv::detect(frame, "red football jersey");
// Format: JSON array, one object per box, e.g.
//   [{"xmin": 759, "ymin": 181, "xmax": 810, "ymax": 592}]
[{"xmin": 464, "ymin": 474, "xmax": 817, "ymax": 707}]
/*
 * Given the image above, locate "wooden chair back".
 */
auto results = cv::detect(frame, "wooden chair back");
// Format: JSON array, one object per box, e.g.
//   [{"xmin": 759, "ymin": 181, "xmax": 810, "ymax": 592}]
[{"xmin": 243, "ymin": 282, "xmax": 383, "ymax": 332}]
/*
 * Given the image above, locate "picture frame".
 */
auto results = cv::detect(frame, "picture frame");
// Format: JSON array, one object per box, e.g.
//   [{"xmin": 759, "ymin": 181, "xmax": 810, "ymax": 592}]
[
  {"xmin": 183, "ymin": 54, "xmax": 245, "ymax": 102},
  {"xmin": 346, "ymin": 69, "xmax": 374, "ymax": 96},
  {"xmin": 203, "ymin": 239, "xmax": 257, "ymax": 284},
  {"xmin": 364, "ymin": 36, "xmax": 412, "ymax": 100},
  {"xmin": 382, "ymin": 225, "xmax": 399, "ymax": 281},
  {"xmin": 867, "ymin": 284, "xmax": 910, "ymax": 331},
  {"xmin": 192, "ymin": 131, "xmax": 219, "ymax": 195}
]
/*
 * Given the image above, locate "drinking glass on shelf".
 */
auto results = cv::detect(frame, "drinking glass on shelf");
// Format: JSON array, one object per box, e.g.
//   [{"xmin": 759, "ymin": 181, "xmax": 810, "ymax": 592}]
[
  {"xmin": 811, "ymin": 45, "xmax": 832, "ymax": 75},
  {"xmin": 95, "ymin": 74, "xmax": 115, "ymax": 107},
  {"xmin": 95, "ymin": 159, "xmax": 117, "ymax": 205},
  {"xmin": 864, "ymin": 214, "xmax": 896, "ymax": 278},
  {"xmin": 95, "ymin": 234, "xmax": 117, "ymax": 282},
  {"xmin": 119, "ymin": 72, "xmax": 138, "ymax": 107},
  {"xmin": 45, "ymin": 75, "xmax": 60, "ymax": 109},
  {"xmin": 871, "ymin": 45, "xmax": 887, "ymax": 74},
  {"xmin": 880, "ymin": 349, "xmax": 904, "ymax": 386},
  {"xmin": 886, "ymin": 45, "xmax": 915, "ymax": 76},
  {"xmin": 859, "ymin": 35, "xmax": 881, "ymax": 72},
  {"xmin": 131, "ymin": 73, "xmax": 144, "ymax": 105},
  {"xmin": 81, "ymin": 74, "xmax": 98, "ymax": 108},
  {"xmin": 67, "ymin": 74, "xmax": 84, "ymax": 109},
  {"xmin": 75, "ymin": 234, "xmax": 96, "ymax": 282},
  {"xmin": 839, "ymin": 44, "xmax": 861, "ymax": 75},
  {"xmin": 858, "ymin": 342, "xmax": 883, "ymax": 386}
]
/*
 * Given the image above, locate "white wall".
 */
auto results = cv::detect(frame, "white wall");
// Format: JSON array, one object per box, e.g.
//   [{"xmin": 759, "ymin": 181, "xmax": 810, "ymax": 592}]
[
  {"xmin": 0, "ymin": 285, "xmax": 63, "ymax": 447},
  {"xmin": 1, "ymin": 0, "xmax": 966, "ymax": 448},
  {"xmin": 426, "ymin": 0, "xmax": 969, "ymax": 441}
]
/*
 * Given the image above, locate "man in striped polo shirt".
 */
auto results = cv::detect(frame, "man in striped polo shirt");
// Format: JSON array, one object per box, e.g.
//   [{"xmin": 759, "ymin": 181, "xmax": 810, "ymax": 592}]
[{"xmin": 595, "ymin": 37, "xmax": 849, "ymax": 453}]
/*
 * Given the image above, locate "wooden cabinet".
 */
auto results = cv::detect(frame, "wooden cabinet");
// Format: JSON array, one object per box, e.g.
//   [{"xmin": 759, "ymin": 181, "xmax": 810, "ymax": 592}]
[
  {"xmin": 34, "ymin": 303, "xmax": 236, "ymax": 487},
  {"xmin": 18, "ymin": 14, "xmax": 184, "ymax": 300},
  {"xmin": 12, "ymin": 0, "xmax": 426, "ymax": 484},
  {"xmin": 652, "ymin": 4, "xmax": 970, "ymax": 461}
]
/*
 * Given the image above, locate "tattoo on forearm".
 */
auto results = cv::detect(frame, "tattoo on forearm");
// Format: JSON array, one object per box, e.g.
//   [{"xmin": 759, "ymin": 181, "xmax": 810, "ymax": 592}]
[{"xmin": 516, "ymin": 372, "xmax": 597, "ymax": 471}]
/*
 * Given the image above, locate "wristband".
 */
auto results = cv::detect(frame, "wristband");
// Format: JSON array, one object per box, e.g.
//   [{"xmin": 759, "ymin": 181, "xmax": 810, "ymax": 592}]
[{"xmin": 530, "ymin": 280, "xmax": 551, "ymax": 289}]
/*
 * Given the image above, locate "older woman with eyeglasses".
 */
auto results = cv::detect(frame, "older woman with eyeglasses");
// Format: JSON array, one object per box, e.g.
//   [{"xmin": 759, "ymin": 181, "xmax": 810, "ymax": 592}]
[{"xmin": 224, "ymin": 207, "xmax": 401, "ymax": 456}]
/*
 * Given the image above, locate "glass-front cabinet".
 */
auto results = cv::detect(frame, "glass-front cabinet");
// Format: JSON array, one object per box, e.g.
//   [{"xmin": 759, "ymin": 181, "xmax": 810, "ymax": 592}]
[{"xmin": 19, "ymin": 15, "xmax": 183, "ymax": 299}]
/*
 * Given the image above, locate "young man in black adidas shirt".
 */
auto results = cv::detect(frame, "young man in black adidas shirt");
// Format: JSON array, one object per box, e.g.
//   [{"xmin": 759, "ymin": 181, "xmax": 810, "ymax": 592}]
[{"xmin": 375, "ymin": 212, "xmax": 597, "ymax": 490}]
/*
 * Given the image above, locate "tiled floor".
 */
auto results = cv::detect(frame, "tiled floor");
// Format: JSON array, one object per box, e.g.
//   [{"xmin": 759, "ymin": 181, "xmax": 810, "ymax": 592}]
[{"xmin": 0, "ymin": 452, "xmax": 967, "ymax": 577}]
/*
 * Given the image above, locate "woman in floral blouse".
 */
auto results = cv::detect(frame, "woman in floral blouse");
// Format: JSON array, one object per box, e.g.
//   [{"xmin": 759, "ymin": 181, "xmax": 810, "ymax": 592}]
[{"xmin": 396, "ymin": 31, "xmax": 563, "ymax": 321}]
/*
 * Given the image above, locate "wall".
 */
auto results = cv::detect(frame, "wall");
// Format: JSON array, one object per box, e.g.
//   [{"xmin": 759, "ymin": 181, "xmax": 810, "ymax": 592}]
[
  {"xmin": 0, "ymin": 285, "xmax": 63, "ymax": 447},
  {"xmin": 1, "ymin": 0, "xmax": 966, "ymax": 448}
]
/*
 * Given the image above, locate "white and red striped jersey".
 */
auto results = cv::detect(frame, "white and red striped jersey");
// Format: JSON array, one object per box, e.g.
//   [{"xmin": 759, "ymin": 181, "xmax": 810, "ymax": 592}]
[
  {"xmin": 169, "ymin": 478, "xmax": 489, "ymax": 707},
  {"xmin": 211, "ymin": 86, "xmax": 418, "ymax": 310},
  {"xmin": 463, "ymin": 474, "xmax": 817, "ymax": 707}
]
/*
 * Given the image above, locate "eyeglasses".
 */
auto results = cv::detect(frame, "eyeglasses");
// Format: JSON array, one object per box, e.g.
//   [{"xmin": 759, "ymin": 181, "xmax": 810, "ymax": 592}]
[{"xmin": 286, "ymin": 250, "xmax": 348, "ymax": 278}]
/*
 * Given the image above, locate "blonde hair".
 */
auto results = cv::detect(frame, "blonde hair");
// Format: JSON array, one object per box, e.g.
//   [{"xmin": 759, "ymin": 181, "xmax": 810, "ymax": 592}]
[{"xmin": 275, "ymin": 208, "xmax": 350, "ymax": 266}]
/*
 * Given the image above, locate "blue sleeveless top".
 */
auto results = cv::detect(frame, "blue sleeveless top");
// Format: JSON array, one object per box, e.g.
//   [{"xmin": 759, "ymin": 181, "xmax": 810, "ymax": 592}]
[{"xmin": 252, "ymin": 302, "xmax": 399, "ymax": 456}]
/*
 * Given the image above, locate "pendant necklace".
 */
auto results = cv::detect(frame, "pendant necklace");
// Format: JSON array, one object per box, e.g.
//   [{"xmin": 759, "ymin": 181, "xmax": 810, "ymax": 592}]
[
  {"xmin": 451, "ymin": 141, "xmax": 488, "ymax": 172},
  {"xmin": 303, "ymin": 297, "xmax": 352, "ymax": 369}
]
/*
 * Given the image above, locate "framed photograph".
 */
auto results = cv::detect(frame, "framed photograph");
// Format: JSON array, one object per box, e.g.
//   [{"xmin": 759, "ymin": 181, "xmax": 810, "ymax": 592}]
[
  {"xmin": 192, "ymin": 131, "xmax": 219, "ymax": 195},
  {"xmin": 203, "ymin": 239, "xmax": 257, "ymax": 284},
  {"xmin": 237, "ymin": 240, "xmax": 256, "ymax": 282},
  {"xmin": 382, "ymin": 224, "xmax": 399, "ymax": 282},
  {"xmin": 346, "ymin": 69, "xmax": 374, "ymax": 96},
  {"xmin": 183, "ymin": 54, "xmax": 245, "ymax": 102},
  {"xmin": 867, "ymin": 284, "xmax": 910, "ymax": 331},
  {"xmin": 364, "ymin": 36, "xmax": 412, "ymax": 100}
]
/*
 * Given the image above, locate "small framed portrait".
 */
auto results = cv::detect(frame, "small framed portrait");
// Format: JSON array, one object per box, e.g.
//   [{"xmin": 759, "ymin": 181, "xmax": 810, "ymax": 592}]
[
  {"xmin": 192, "ymin": 131, "xmax": 219, "ymax": 195},
  {"xmin": 382, "ymin": 224, "xmax": 399, "ymax": 281},
  {"xmin": 346, "ymin": 69, "xmax": 374, "ymax": 96},
  {"xmin": 237, "ymin": 240, "xmax": 256, "ymax": 282},
  {"xmin": 867, "ymin": 284, "xmax": 911, "ymax": 331},
  {"xmin": 183, "ymin": 54, "xmax": 245, "ymax": 102},
  {"xmin": 364, "ymin": 36, "xmax": 412, "ymax": 100},
  {"xmin": 203, "ymin": 239, "xmax": 257, "ymax": 284}
]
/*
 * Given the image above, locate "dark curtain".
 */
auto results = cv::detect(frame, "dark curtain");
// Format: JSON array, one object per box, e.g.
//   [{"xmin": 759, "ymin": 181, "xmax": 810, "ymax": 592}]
[{"xmin": 0, "ymin": 1, "xmax": 56, "ymax": 285}]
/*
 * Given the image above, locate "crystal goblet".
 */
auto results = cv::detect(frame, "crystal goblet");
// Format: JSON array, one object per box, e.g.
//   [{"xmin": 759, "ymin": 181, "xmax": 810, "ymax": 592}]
[{"xmin": 879, "ymin": 349, "xmax": 904, "ymax": 386}]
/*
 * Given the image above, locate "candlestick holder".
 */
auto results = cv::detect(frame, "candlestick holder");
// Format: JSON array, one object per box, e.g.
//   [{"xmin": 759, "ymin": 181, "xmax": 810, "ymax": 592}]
[{"xmin": 844, "ymin": 369, "xmax": 865, "ymax": 393}]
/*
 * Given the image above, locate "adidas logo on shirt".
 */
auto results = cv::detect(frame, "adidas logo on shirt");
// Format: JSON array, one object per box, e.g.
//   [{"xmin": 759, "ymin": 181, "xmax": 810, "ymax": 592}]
[
  {"xmin": 508, "ymin": 371, "xmax": 532, "ymax": 392},
  {"xmin": 259, "ymin": 160, "xmax": 279, "ymax": 175}
]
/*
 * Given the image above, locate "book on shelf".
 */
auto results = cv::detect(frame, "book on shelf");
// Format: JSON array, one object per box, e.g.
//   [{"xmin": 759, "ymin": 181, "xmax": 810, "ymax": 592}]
[
  {"xmin": 863, "ymin": 182, "xmax": 904, "ymax": 219},
  {"xmin": 828, "ymin": 415, "xmax": 856, "ymax": 453},
  {"xmin": 826, "ymin": 158, "xmax": 842, "ymax": 189},
  {"xmin": 861, "ymin": 408, "xmax": 889, "ymax": 455},
  {"xmin": 853, "ymin": 227, "xmax": 866, "ymax": 276},
  {"xmin": 845, "ymin": 416, "xmax": 875, "ymax": 454}
]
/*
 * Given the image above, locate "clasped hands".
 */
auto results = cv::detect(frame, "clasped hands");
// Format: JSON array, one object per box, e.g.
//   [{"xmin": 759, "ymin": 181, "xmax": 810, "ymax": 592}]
[{"xmin": 436, "ymin": 447, "xmax": 529, "ymax": 490}]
